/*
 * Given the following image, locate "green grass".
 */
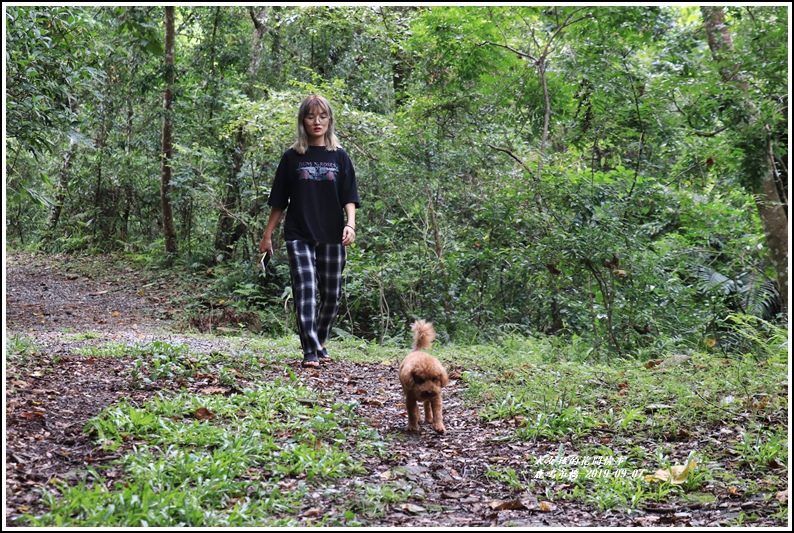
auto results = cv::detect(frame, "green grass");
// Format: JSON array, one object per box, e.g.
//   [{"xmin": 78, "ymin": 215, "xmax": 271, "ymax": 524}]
[
  {"xmin": 22, "ymin": 370, "xmax": 374, "ymax": 526},
  {"xmin": 6, "ymin": 333, "xmax": 39, "ymax": 371},
  {"xmin": 446, "ymin": 327, "xmax": 788, "ymax": 517},
  {"xmin": 485, "ymin": 467, "xmax": 528, "ymax": 492}
]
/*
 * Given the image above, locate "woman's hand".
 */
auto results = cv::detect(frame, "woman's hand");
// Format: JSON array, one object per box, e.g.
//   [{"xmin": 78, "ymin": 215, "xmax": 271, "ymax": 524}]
[
  {"xmin": 260, "ymin": 207, "xmax": 283, "ymax": 256},
  {"xmin": 259, "ymin": 233, "xmax": 274, "ymax": 256},
  {"xmin": 342, "ymin": 224, "xmax": 356, "ymax": 246}
]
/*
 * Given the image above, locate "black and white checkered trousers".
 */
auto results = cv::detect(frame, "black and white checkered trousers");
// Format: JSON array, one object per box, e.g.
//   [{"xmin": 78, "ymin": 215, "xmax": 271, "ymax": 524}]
[{"xmin": 286, "ymin": 240, "xmax": 346, "ymax": 356}]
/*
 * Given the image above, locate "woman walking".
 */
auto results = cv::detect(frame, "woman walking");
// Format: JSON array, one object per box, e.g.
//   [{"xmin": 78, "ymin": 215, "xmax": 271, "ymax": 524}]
[{"xmin": 259, "ymin": 95, "xmax": 360, "ymax": 368}]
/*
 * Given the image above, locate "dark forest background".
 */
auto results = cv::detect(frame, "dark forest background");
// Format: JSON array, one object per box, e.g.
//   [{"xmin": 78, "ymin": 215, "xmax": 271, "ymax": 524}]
[{"xmin": 6, "ymin": 5, "xmax": 788, "ymax": 356}]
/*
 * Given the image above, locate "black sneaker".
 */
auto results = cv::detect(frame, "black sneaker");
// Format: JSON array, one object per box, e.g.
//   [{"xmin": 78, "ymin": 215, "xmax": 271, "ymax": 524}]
[{"xmin": 318, "ymin": 347, "xmax": 331, "ymax": 364}]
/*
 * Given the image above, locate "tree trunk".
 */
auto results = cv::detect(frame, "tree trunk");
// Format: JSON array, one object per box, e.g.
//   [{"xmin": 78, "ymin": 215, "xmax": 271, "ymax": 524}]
[
  {"xmin": 160, "ymin": 6, "xmax": 178, "ymax": 254},
  {"xmin": 48, "ymin": 98, "xmax": 80, "ymax": 232},
  {"xmin": 47, "ymin": 137, "xmax": 77, "ymax": 232},
  {"xmin": 269, "ymin": 7, "xmax": 283, "ymax": 83},
  {"xmin": 378, "ymin": 7, "xmax": 415, "ymax": 108},
  {"xmin": 214, "ymin": 125, "xmax": 246, "ymax": 259},
  {"xmin": 754, "ymin": 164, "xmax": 789, "ymax": 313},
  {"xmin": 701, "ymin": 6, "xmax": 788, "ymax": 315},
  {"xmin": 247, "ymin": 6, "xmax": 269, "ymax": 94},
  {"xmin": 392, "ymin": 51, "xmax": 409, "ymax": 108}
]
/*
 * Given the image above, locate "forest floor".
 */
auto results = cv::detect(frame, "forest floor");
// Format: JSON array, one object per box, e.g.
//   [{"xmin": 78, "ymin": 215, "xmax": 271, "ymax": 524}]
[{"xmin": 4, "ymin": 251, "xmax": 788, "ymax": 527}]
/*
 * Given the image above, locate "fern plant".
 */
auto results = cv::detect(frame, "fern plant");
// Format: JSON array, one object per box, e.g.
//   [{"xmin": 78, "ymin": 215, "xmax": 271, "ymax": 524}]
[{"xmin": 696, "ymin": 265, "xmax": 784, "ymax": 356}]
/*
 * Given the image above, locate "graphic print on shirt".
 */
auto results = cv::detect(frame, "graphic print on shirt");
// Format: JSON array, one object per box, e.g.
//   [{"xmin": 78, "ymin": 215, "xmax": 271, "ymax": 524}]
[{"xmin": 297, "ymin": 161, "xmax": 339, "ymax": 182}]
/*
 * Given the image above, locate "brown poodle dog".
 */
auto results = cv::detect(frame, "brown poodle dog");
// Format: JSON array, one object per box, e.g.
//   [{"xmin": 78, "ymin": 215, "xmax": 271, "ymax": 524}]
[{"xmin": 399, "ymin": 320, "xmax": 449, "ymax": 433}]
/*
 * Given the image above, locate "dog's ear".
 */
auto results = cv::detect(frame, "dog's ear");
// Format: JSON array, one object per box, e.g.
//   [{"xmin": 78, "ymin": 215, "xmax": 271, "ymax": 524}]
[{"xmin": 439, "ymin": 368, "xmax": 449, "ymax": 387}]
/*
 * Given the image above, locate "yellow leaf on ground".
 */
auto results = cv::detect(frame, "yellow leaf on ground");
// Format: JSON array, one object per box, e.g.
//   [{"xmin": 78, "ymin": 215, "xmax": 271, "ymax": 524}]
[
  {"xmin": 645, "ymin": 460, "xmax": 697, "ymax": 484},
  {"xmin": 539, "ymin": 501, "xmax": 556, "ymax": 512},
  {"xmin": 199, "ymin": 386, "xmax": 228, "ymax": 395}
]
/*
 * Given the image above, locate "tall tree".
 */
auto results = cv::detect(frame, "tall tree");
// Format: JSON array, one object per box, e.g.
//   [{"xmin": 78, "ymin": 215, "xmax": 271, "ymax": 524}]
[
  {"xmin": 700, "ymin": 6, "xmax": 788, "ymax": 314},
  {"xmin": 46, "ymin": 97, "xmax": 80, "ymax": 232},
  {"xmin": 161, "ymin": 6, "xmax": 178, "ymax": 254}
]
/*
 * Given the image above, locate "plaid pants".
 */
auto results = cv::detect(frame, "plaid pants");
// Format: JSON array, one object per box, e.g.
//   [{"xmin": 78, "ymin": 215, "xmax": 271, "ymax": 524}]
[{"xmin": 286, "ymin": 240, "xmax": 346, "ymax": 356}]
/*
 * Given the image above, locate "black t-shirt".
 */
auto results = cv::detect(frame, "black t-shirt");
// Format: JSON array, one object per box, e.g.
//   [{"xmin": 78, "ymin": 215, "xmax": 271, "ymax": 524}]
[{"xmin": 267, "ymin": 145, "xmax": 360, "ymax": 244}]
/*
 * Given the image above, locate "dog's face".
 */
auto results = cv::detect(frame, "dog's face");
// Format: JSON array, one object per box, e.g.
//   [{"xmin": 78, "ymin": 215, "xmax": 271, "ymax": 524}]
[
  {"xmin": 410, "ymin": 372, "xmax": 444, "ymax": 400},
  {"xmin": 400, "ymin": 351, "xmax": 449, "ymax": 399}
]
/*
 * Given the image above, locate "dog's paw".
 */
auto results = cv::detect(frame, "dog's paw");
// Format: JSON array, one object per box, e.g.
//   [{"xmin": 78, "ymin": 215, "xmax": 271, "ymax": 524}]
[
  {"xmin": 432, "ymin": 424, "xmax": 445, "ymax": 433},
  {"xmin": 406, "ymin": 425, "xmax": 420, "ymax": 432}
]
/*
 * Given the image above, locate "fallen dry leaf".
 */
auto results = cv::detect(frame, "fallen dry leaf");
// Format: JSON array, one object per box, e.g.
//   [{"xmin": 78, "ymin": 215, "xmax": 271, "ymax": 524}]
[
  {"xmin": 539, "ymin": 501, "xmax": 556, "ymax": 512},
  {"xmin": 635, "ymin": 515, "xmax": 660, "ymax": 526},
  {"xmin": 646, "ymin": 460, "xmax": 697, "ymax": 484},
  {"xmin": 199, "ymin": 387, "xmax": 228, "ymax": 395},
  {"xmin": 193, "ymin": 407, "xmax": 216, "ymax": 420},
  {"xmin": 363, "ymin": 398, "xmax": 384, "ymax": 406},
  {"xmin": 490, "ymin": 499, "xmax": 526, "ymax": 511},
  {"xmin": 400, "ymin": 503, "xmax": 426, "ymax": 514}
]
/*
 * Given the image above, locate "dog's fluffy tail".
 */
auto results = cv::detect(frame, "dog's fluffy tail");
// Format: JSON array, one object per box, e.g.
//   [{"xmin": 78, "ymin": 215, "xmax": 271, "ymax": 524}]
[{"xmin": 411, "ymin": 320, "xmax": 436, "ymax": 350}]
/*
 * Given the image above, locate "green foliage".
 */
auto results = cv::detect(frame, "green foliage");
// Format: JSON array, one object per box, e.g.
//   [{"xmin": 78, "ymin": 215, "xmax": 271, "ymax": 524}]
[{"xmin": 5, "ymin": 6, "xmax": 98, "ymax": 155}]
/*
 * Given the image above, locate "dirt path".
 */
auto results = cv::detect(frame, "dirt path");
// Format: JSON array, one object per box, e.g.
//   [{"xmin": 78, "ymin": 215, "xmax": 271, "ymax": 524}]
[{"xmin": 4, "ymin": 252, "xmax": 749, "ymax": 527}]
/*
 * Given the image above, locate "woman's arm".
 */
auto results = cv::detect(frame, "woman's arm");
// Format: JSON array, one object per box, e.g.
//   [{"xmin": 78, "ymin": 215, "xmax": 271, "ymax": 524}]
[{"xmin": 259, "ymin": 207, "xmax": 284, "ymax": 254}]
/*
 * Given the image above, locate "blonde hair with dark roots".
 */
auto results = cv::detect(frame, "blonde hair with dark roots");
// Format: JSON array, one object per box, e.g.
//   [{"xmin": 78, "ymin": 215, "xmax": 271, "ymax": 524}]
[{"xmin": 290, "ymin": 94, "xmax": 341, "ymax": 154}]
